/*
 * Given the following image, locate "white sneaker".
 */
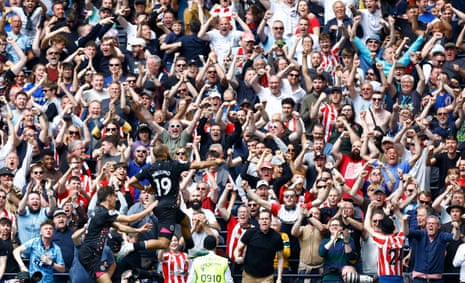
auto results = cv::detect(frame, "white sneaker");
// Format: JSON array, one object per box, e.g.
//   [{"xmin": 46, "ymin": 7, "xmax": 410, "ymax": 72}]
[{"xmin": 117, "ymin": 241, "xmax": 134, "ymax": 262}]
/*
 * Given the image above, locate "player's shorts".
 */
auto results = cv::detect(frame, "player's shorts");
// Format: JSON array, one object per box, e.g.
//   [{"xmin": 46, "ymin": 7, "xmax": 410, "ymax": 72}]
[
  {"xmin": 78, "ymin": 245, "xmax": 104, "ymax": 279},
  {"xmin": 154, "ymin": 206, "xmax": 188, "ymax": 238}
]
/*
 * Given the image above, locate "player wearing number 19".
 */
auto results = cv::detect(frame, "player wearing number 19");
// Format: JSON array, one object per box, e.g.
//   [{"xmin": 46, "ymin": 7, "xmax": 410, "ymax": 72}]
[{"xmin": 123, "ymin": 144, "xmax": 225, "ymax": 257}]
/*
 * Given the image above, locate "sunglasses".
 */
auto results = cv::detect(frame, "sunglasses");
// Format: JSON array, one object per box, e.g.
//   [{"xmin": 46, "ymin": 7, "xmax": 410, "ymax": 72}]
[
  {"xmin": 69, "ymin": 131, "xmax": 80, "ymax": 136},
  {"xmin": 48, "ymin": 52, "xmax": 60, "ymax": 55},
  {"xmin": 136, "ymin": 150, "xmax": 147, "ymax": 153},
  {"xmin": 207, "ymin": 70, "xmax": 217, "ymax": 74},
  {"xmin": 437, "ymin": 112, "xmax": 448, "ymax": 116},
  {"xmin": 419, "ymin": 200, "xmax": 431, "ymax": 205},
  {"xmin": 178, "ymin": 89, "xmax": 187, "ymax": 92},
  {"xmin": 177, "ymin": 64, "xmax": 186, "ymax": 67},
  {"xmin": 126, "ymin": 80, "xmax": 136, "ymax": 83},
  {"xmin": 317, "ymin": 185, "xmax": 326, "ymax": 189},
  {"xmin": 109, "ymin": 64, "xmax": 120, "ymax": 67},
  {"xmin": 288, "ymin": 73, "xmax": 299, "ymax": 77},
  {"xmin": 372, "ymin": 98, "xmax": 382, "ymax": 101},
  {"xmin": 366, "ymin": 72, "xmax": 375, "ymax": 75},
  {"xmin": 273, "ymin": 27, "xmax": 284, "ymax": 30},
  {"xmin": 170, "ymin": 124, "xmax": 181, "ymax": 128},
  {"xmin": 283, "ymin": 194, "xmax": 295, "ymax": 198},
  {"xmin": 33, "ymin": 171, "xmax": 44, "ymax": 175},
  {"xmin": 176, "ymin": 151, "xmax": 186, "ymax": 155},
  {"xmin": 248, "ymin": 203, "xmax": 258, "ymax": 207},
  {"xmin": 106, "ymin": 127, "xmax": 118, "ymax": 131},
  {"xmin": 198, "ymin": 187, "xmax": 207, "ymax": 190}
]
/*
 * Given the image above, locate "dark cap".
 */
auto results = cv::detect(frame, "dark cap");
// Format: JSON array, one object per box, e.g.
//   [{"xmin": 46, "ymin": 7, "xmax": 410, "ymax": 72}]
[
  {"xmin": 134, "ymin": 0, "xmax": 146, "ymax": 4},
  {"xmin": 330, "ymin": 87, "xmax": 342, "ymax": 93},
  {"xmin": 240, "ymin": 99, "xmax": 251, "ymax": 107},
  {"xmin": 188, "ymin": 59, "xmax": 198, "ymax": 66},
  {"xmin": 0, "ymin": 167, "xmax": 13, "ymax": 176},
  {"xmin": 373, "ymin": 187, "xmax": 386, "ymax": 194},
  {"xmin": 53, "ymin": 209, "xmax": 66, "ymax": 217},
  {"xmin": 447, "ymin": 204, "xmax": 465, "ymax": 214},
  {"xmin": 99, "ymin": 7, "xmax": 112, "ymax": 13},
  {"xmin": 141, "ymin": 89, "xmax": 153, "ymax": 98},
  {"xmin": 137, "ymin": 123, "xmax": 151, "ymax": 133},
  {"xmin": 445, "ymin": 42, "xmax": 457, "ymax": 49}
]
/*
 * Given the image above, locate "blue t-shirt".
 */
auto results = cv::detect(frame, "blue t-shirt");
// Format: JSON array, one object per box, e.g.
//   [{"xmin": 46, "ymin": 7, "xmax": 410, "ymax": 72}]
[{"xmin": 22, "ymin": 237, "xmax": 65, "ymax": 283}]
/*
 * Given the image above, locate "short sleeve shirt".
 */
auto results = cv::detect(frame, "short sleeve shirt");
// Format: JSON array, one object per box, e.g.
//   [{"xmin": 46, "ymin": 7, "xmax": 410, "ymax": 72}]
[
  {"xmin": 81, "ymin": 205, "xmax": 118, "ymax": 252},
  {"xmin": 22, "ymin": 237, "xmax": 65, "ymax": 283},
  {"xmin": 135, "ymin": 160, "xmax": 190, "ymax": 207}
]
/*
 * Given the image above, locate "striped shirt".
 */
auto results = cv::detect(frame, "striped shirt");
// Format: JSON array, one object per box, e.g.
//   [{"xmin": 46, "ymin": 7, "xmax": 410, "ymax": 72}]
[
  {"xmin": 372, "ymin": 231, "xmax": 405, "ymax": 276},
  {"xmin": 161, "ymin": 251, "xmax": 189, "ymax": 283},
  {"xmin": 226, "ymin": 217, "xmax": 249, "ymax": 261}
]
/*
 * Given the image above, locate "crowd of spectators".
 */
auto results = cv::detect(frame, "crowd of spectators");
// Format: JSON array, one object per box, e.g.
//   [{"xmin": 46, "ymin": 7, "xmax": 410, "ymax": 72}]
[{"xmin": 1, "ymin": 0, "xmax": 465, "ymax": 282}]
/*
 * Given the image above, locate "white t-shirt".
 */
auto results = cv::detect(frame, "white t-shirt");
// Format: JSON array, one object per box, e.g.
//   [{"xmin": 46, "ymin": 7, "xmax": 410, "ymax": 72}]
[{"xmin": 207, "ymin": 29, "xmax": 243, "ymax": 66}]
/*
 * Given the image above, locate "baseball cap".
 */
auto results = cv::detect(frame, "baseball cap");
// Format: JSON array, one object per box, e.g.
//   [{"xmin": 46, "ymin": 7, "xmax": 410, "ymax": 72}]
[
  {"xmin": 140, "ymin": 89, "xmax": 153, "ymax": 98},
  {"xmin": 209, "ymin": 91, "xmax": 221, "ymax": 99},
  {"xmin": 137, "ymin": 123, "xmax": 151, "ymax": 133},
  {"xmin": 256, "ymin": 180, "xmax": 269, "ymax": 188},
  {"xmin": 366, "ymin": 34, "xmax": 381, "ymax": 43},
  {"xmin": 445, "ymin": 42, "xmax": 457, "ymax": 49},
  {"xmin": 382, "ymin": 136, "xmax": 394, "ymax": 144},
  {"xmin": 131, "ymin": 37, "xmax": 146, "ymax": 47},
  {"xmin": 430, "ymin": 45, "xmax": 445, "ymax": 55},
  {"xmin": 373, "ymin": 187, "xmax": 386, "ymax": 194},
  {"xmin": 0, "ymin": 167, "xmax": 13, "ymax": 176},
  {"xmin": 242, "ymin": 32, "xmax": 255, "ymax": 42},
  {"xmin": 99, "ymin": 7, "xmax": 112, "ymax": 13},
  {"xmin": 53, "ymin": 209, "xmax": 66, "ymax": 217},
  {"xmin": 261, "ymin": 161, "xmax": 273, "ymax": 169}
]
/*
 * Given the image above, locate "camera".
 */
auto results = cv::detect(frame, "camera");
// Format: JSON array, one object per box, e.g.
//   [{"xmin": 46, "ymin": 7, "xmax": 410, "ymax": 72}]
[
  {"xmin": 16, "ymin": 271, "xmax": 43, "ymax": 283},
  {"xmin": 345, "ymin": 272, "xmax": 376, "ymax": 283}
]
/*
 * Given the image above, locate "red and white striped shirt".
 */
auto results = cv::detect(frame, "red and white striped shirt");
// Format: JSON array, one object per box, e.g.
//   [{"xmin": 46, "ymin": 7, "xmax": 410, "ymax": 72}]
[
  {"xmin": 161, "ymin": 251, "xmax": 189, "ymax": 283},
  {"xmin": 226, "ymin": 217, "xmax": 248, "ymax": 261},
  {"xmin": 372, "ymin": 231, "xmax": 405, "ymax": 276},
  {"xmin": 319, "ymin": 103, "xmax": 338, "ymax": 142}
]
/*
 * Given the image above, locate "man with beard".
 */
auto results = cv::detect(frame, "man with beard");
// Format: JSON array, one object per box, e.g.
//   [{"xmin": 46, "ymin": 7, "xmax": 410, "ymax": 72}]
[
  {"xmin": 183, "ymin": 189, "xmax": 221, "ymax": 233},
  {"xmin": 17, "ymin": 188, "xmax": 56, "ymax": 245},
  {"xmin": 331, "ymin": 138, "xmax": 367, "ymax": 190},
  {"xmin": 52, "ymin": 209, "xmax": 74, "ymax": 283}
]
